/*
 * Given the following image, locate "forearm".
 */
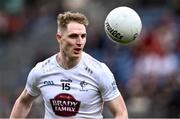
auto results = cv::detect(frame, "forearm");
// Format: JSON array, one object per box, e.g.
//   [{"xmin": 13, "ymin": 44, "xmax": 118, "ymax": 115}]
[{"xmin": 10, "ymin": 98, "xmax": 32, "ymax": 118}]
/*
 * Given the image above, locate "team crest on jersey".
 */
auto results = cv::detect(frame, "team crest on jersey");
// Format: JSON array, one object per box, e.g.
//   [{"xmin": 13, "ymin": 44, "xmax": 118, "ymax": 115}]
[
  {"xmin": 50, "ymin": 93, "xmax": 81, "ymax": 117},
  {"xmin": 80, "ymin": 80, "xmax": 88, "ymax": 91}
]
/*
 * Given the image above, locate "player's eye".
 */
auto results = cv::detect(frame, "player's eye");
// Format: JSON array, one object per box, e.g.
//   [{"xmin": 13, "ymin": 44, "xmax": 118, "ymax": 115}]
[
  {"xmin": 69, "ymin": 34, "xmax": 78, "ymax": 39},
  {"xmin": 81, "ymin": 34, "xmax": 86, "ymax": 39}
]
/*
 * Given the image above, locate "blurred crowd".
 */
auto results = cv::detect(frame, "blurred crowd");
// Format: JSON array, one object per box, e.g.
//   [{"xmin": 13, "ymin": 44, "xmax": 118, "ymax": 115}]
[{"xmin": 0, "ymin": 0, "xmax": 180, "ymax": 118}]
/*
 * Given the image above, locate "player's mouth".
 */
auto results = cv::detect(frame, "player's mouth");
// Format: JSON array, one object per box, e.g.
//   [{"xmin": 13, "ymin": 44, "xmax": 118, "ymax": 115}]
[{"xmin": 73, "ymin": 48, "xmax": 82, "ymax": 54}]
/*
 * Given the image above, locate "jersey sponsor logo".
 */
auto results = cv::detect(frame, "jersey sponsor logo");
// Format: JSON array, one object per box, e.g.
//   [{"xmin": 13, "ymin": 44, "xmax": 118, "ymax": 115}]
[{"xmin": 50, "ymin": 93, "xmax": 81, "ymax": 117}]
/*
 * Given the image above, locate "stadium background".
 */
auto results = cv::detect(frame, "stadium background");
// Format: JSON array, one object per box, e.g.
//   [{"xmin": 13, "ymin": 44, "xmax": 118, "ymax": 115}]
[{"xmin": 0, "ymin": 0, "xmax": 180, "ymax": 118}]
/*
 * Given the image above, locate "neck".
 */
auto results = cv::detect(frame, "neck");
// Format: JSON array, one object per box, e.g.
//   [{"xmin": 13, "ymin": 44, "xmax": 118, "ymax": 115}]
[{"xmin": 57, "ymin": 52, "xmax": 81, "ymax": 69}]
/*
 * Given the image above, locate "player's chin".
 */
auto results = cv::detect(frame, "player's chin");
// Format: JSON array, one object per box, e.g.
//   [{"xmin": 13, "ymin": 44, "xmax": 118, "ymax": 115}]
[{"xmin": 71, "ymin": 52, "xmax": 82, "ymax": 58}]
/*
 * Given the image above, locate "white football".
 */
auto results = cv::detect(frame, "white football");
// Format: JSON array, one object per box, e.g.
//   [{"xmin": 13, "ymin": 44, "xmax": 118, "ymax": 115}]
[{"xmin": 104, "ymin": 6, "xmax": 142, "ymax": 44}]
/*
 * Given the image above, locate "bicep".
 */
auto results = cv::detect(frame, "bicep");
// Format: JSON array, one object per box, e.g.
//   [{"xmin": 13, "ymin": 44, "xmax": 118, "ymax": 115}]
[
  {"xmin": 106, "ymin": 95, "xmax": 128, "ymax": 118},
  {"xmin": 10, "ymin": 89, "xmax": 38, "ymax": 118},
  {"xmin": 18, "ymin": 89, "xmax": 37, "ymax": 104}
]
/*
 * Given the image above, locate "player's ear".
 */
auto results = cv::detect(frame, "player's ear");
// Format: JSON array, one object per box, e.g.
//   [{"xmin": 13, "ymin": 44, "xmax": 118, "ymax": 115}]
[{"xmin": 56, "ymin": 33, "xmax": 62, "ymax": 43}]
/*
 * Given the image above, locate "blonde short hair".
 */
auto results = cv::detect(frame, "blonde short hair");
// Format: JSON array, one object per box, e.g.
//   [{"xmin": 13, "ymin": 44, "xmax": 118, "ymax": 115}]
[{"xmin": 57, "ymin": 11, "xmax": 89, "ymax": 33}]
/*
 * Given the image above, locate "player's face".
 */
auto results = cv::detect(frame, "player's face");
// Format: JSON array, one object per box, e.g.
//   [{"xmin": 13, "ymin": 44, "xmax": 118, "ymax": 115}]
[{"xmin": 57, "ymin": 22, "xmax": 86, "ymax": 59}]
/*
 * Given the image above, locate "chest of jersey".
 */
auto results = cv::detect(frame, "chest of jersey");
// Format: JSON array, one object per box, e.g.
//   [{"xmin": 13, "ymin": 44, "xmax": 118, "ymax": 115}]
[{"xmin": 37, "ymin": 70, "xmax": 102, "ymax": 117}]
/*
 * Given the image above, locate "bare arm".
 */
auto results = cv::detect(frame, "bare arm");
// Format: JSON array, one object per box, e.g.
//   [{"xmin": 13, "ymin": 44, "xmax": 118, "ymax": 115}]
[
  {"xmin": 106, "ymin": 95, "xmax": 128, "ymax": 119},
  {"xmin": 10, "ymin": 89, "xmax": 37, "ymax": 118}
]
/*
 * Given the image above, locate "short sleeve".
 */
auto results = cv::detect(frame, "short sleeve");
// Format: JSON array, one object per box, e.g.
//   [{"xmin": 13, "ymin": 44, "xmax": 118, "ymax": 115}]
[
  {"xmin": 25, "ymin": 66, "xmax": 41, "ymax": 97},
  {"xmin": 98, "ymin": 63, "xmax": 120, "ymax": 101}
]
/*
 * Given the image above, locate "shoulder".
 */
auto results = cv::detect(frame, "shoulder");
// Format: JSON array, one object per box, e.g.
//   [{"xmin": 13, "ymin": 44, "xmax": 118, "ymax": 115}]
[
  {"xmin": 82, "ymin": 52, "xmax": 112, "ymax": 76},
  {"xmin": 83, "ymin": 52, "xmax": 105, "ymax": 69},
  {"xmin": 30, "ymin": 54, "xmax": 57, "ymax": 77}
]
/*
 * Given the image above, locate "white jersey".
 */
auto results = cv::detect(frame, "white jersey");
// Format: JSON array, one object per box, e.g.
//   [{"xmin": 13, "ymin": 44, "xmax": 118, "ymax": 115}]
[{"xmin": 25, "ymin": 52, "xmax": 120, "ymax": 119}]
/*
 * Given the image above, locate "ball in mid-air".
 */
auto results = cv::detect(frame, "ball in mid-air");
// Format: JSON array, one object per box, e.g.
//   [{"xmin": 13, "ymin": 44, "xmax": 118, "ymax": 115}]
[{"xmin": 104, "ymin": 6, "xmax": 142, "ymax": 44}]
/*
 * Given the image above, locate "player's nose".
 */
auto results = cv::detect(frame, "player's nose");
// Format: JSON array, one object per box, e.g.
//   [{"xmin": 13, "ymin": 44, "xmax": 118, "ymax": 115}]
[{"xmin": 76, "ymin": 36, "xmax": 83, "ymax": 45}]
